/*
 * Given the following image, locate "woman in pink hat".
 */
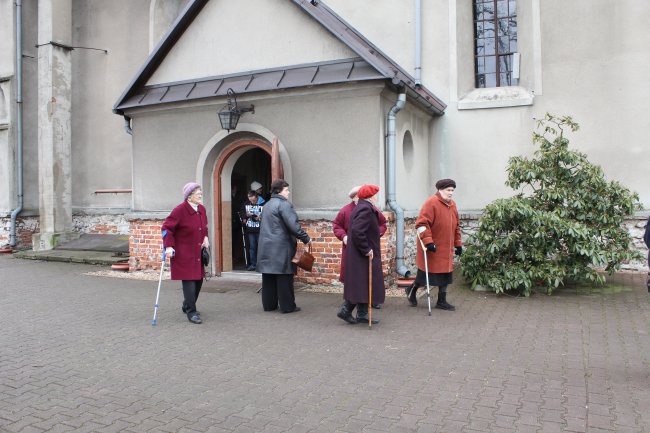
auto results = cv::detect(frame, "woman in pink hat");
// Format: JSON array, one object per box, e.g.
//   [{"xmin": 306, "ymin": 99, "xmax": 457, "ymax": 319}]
[{"xmin": 161, "ymin": 182, "xmax": 210, "ymax": 324}]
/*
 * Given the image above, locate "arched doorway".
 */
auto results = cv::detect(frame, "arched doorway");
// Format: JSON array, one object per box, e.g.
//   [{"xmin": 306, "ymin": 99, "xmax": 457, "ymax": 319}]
[{"xmin": 213, "ymin": 138, "xmax": 281, "ymax": 273}]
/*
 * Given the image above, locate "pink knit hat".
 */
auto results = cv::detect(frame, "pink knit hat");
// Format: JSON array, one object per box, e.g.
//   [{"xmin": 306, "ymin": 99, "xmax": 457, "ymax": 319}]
[{"xmin": 183, "ymin": 182, "xmax": 201, "ymax": 201}]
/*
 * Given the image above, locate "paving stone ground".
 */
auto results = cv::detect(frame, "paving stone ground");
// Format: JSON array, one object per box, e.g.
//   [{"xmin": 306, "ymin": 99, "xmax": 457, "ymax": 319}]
[{"xmin": 1, "ymin": 255, "xmax": 649, "ymax": 433}]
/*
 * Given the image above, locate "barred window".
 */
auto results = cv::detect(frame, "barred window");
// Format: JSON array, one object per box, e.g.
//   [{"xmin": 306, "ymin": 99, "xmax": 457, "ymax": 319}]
[{"xmin": 474, "ymin": 0, "xmax": 518, "ymax": 88}]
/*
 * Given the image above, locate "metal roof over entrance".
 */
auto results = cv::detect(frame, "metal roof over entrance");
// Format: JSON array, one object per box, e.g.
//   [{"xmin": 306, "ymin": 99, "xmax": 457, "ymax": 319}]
[
  {"xmin": 117, "ymin": 58, "xmax": 385, "ymax": 112},
  {"xmin": 113, "ymin": 0, "xmax": 446, "ymax": 116}
]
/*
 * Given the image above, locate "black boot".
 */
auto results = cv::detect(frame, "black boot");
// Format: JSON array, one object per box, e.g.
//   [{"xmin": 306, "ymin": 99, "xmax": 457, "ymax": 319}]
[
  {"xmin": 435, "ymin": 291, "xmax": 455, "ymax": 311},
  {"xmin": 356, "ymin": 303, "xmax": 379, "ymax": 324},
  {"xmin": 647, "ymin": 273, "xmax": 650, "ymax": 293},
  {"xmin": 337, "ymin": 300, "xmax": 357, "ymax": 324},
  {"xmin": 405, "ymin": 283, "xmax": 418, "ymax": 307}
]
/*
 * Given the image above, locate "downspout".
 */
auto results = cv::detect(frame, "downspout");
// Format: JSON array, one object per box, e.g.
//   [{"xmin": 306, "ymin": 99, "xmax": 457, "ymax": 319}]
[
  {"xmin": 386, "ymin": 92, "xmax": 410, "ymax": 277},
  {"xmin": 414, "ymin": 0, "xmax": 422, "ymax": 86},
  {"xmin": 8, "ymin": 0, "xmax": 23, "ymax": 248},
  {"xmin": 123, "ymin": 115, "xmax": 132, "ymax": 135}
]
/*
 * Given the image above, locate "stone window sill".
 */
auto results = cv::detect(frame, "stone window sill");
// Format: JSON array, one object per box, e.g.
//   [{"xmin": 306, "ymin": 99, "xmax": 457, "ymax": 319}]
[{"xmin": 457, "ymin": 86, "xmax": 534, "ymax": 110}]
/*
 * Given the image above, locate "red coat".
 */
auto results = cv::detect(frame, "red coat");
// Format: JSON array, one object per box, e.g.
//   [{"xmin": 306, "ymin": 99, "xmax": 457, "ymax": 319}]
[
  {"xmin": 415, "ymin": 192, "xmax": 462, "ymax": 274},
  {"xmin": 161, "ymin": 201, "xmax": 208, "ymax": 280},
  {"xmin": 333, "ymin": 201, "xmax": 387, "ymax": 282}
]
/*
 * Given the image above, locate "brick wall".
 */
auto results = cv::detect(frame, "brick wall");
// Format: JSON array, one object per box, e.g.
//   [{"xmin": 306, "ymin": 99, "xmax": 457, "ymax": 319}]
[
  {"xmin": 295, "ymin": 213, "xmax": 397, "ymax": 287},
  {"xmin": 0, "ymin": 216, "xmax": 39, "ymax": 249},
  {"xmin": 128, "ymin": 219, "xmax": 165, "ymax": 272}
]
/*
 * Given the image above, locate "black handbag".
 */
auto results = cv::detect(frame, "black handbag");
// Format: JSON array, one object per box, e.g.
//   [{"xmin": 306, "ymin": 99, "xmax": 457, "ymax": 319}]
[{"xmin": 201, "ymin": 246, "xmax": 210, "ymax": 267}]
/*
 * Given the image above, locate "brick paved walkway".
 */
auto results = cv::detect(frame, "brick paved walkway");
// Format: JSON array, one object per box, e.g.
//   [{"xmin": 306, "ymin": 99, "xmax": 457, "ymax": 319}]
[{"xmin": 1, "ymin": 255, "xmax": 649, "ymax": 433}]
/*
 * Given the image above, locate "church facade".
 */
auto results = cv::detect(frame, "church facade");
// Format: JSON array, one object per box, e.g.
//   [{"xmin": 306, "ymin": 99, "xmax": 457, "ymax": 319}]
[{"xmin": 1, "ymin": 0, "xmax": 648, "ymax": 280}]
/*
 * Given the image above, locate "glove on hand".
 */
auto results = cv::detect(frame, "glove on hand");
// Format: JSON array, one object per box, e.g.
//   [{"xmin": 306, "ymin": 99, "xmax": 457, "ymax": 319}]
[
  {"xmin": 426, "ymin": 243, "xmax": 436, "ymax": 252},
  {"xmin": 455, "ymin": 246, "xmax": 463, "ymax": 256},
  {"xmin": 165, "ymin": 247, "xmax": 175, "ymax": 257}
]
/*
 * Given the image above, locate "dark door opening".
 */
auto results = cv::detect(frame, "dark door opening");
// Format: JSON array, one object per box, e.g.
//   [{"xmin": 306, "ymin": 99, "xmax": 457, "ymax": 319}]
[{"xmin": 230, "ymin": 148, "xmax": 271, "ymax": 271}]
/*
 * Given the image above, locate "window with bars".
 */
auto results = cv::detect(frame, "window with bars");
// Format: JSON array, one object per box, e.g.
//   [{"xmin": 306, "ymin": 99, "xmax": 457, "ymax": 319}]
[{"xmin": 474, "ymin": 0, "xmax": 518, "ymax": 88}]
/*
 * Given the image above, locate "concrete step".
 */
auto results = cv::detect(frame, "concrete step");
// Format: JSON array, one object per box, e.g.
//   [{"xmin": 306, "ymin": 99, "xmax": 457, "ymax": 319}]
[{"xmin": 14, "ymin": 249, "xmax": 128, "ymax": 265}]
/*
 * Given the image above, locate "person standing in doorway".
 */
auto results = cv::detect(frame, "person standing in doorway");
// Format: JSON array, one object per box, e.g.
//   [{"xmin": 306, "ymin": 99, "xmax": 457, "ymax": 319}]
[
  {"xmin": 256, "ymin": 179, "xmax": 310, "ymax": 313},
  {"xmin": 340, "ymin": 184, "xmax": 385, "ymax": 324},
  {"xmin": 161, "ymin": 182, "xmax": 210, "ymax": 324},
  {"xmin": 241, "ymin": 190, "xmax": 263, "ymax": 271},
  {"xmin": 250, "ymin": 181, "xmax": 266, "ymax": 205},
  {"xmin": 407, "ymin": 179, "xmax": 462, "ymax": 311}
]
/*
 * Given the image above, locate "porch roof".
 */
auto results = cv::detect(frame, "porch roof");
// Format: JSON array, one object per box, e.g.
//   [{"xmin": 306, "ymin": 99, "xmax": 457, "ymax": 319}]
[
  {"xmin": 113, "ymin": 0, "xmax": 446, "ymax": 116},
  {"xmin": 116, "ymin": 58, "xmax": 386, "ymax": 112}
]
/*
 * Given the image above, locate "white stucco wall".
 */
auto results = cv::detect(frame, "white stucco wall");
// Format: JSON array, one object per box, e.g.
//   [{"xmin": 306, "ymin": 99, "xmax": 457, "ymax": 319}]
[
  {"xmin": 71, "ymin": 0, "xmax": 150, "ymax": 210},
  {"xmin": 127, "ymin": 84, "xmax": 383, "ymax": 212},
  {"xmin": 147, "ymin": 0, "xmax": 356, "ymax": 85},
  {"xmin": 329, "ymin": 0, "xmax": 649, "ymax": 210}
]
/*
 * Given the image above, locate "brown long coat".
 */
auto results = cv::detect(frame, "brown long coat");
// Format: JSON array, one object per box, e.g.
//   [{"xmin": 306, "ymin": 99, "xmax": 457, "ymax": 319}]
[
  {"xmin": 415, "ymin": 192, "xmax": 462, "ymax": 274},
  {"xmin": 343, "ymin": 199, "xmax": 385, "ymax": 304}
]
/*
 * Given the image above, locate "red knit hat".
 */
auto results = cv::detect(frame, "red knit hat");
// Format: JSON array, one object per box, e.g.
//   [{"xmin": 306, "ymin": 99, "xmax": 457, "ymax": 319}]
[{"xmin": 357, "ymin": 184, "xmax": 379, "ymax": 199}]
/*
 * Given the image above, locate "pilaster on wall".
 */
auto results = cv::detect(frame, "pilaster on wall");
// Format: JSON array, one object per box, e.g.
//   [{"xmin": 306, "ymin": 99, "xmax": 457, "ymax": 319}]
[
  {"xmin": 33, "ymin": 0, "xmax": 74, "ymax": 250},
  {"xmin": 0, "ymin": 0, "xmax": 16, "ymax": 217}
]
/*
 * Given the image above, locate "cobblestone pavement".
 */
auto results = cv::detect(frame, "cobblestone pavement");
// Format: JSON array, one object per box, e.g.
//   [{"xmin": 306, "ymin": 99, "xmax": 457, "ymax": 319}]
[{"xmin": 1, "ymin": 255, "xmax": 649, "ymax": 433}]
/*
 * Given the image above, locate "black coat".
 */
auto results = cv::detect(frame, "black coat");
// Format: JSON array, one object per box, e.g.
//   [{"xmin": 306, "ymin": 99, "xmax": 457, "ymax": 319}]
[
  {"xmin": 343, "ymin": 199, "xmax": 385, "ymax": 304},
  {"xmin": 256, "ymin": 194, "xmax": 310, "ymax": 275},
  {"xmin": 644, "ymin": 215, "xmax": 650, "ymax": 249}
]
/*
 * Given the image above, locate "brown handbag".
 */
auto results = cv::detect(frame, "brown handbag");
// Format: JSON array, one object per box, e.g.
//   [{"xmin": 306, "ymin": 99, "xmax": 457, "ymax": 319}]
[{"xmin": 292, "ymin": 243, "xmax": 315, "ymax": 272}]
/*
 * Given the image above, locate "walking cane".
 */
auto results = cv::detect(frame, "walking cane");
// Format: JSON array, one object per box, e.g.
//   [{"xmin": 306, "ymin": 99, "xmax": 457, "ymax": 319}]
[
  {"xmin": 416, "ymin": 226, "xmax": 432, "ymax": 316},
  {"xmin": 237, "ymin": 211, "xmax": 249, "ymax": 268},
  {"xmin": 152, "ymin": 231, "xmax": 168, "ymax": 326},
  {"xmin": 368, "ymin": 254, "xmax": 373, "ymax": 329}
]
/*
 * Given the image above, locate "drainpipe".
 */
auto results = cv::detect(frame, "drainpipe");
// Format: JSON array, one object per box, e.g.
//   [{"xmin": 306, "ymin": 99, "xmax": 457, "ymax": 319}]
[
  {"xmin": 8, "ymin": 0, "xmax": 24, "ymax": 248},
  {"xmin": 414, "ymin": 0, "xmax": 422, "ymax": 86},
  {"xmin": 123, "ymin": 115, "xmax": 132, "ymax": 135},
  {"xmin": 386, "ymin": 92, "xmax": 410, "ymax": 277}
]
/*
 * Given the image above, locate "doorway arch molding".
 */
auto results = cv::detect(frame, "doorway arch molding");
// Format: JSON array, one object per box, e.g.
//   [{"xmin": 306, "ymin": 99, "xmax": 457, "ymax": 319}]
[{"xmin": 196, "ymin": 124, "xmax": 292, "ymax": 274}]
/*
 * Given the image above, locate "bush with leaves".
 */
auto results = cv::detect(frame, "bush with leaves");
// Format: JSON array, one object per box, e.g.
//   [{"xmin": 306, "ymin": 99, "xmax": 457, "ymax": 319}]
[{"xmin": 461, "ymin": 114, "xmax": 642, "ymax": 295}]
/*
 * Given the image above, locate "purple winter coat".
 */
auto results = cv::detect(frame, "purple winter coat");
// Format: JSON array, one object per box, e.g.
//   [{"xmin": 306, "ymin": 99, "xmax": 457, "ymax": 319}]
[{"xmin": 343, "ymin": 199, "xmax": 385, "ymax": 304}]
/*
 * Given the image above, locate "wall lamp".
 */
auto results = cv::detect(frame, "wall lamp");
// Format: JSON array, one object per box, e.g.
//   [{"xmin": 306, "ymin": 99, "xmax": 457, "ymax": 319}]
[{"xmin": 218, "ymin": 88, "xmax": 255, "ymax": 132}]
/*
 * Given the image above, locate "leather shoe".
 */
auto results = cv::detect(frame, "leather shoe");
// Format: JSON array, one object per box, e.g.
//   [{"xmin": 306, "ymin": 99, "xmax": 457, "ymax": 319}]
[
  {"xmin": 188, "ymin": 314, "xmax": 202, "ymax": 324},
  {"xmin": 282, "ymin": 307, "xmax": 301, "ymax": 314},
  {"xmin": 371, "ymin": 303, "xmax": 381, "ymax": 309}
]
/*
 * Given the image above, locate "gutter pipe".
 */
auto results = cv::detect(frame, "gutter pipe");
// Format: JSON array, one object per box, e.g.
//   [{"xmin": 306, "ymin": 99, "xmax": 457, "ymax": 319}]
[
  {"xmin": 8, "ymin": 0, "xmax": 23, "ymax": 248},
  {"xmin": 123, "ymin": 115, "xmax": 132, "ymax": 135},
  {"xmin": 414, "ymin": 0, "xmax": 422, "ymax": 86},
  {"xmin": 386, "ymin": 92, "xmax": 410, "ymax": 277}
]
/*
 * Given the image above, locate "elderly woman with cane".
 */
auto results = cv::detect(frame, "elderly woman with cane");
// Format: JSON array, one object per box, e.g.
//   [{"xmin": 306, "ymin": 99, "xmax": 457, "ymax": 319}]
[
  {"xmin": 338, "ymin": 184, "xmax": 384, "ymax": 324},
  {"xmin": 161, "ymin": 182, "xmax": 209, "ymax": 324},
  {"xmin": 407, "ymin": 179, "xmax": 462, "ymax": 311},
  {"xmin": 257, "ymin": 179, "xmax": 310, "ymax": 313},
  {"xmin": 332, "ymin": 186, "xmax": 387, "ymax": 309}
]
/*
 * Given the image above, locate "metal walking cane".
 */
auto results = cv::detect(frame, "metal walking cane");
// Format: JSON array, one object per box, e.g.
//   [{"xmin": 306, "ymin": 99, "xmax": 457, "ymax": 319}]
[
  {"xmin": 237, "ymin": 211, "xmax": 249, "ymax": 268},
  {"xmin": 368, "ymin": 254, "xmax": 373, "ymax": 329},
  {"xmin": 152, "ymin": 230, "xmax": 168, "ymax": 326},
  {"xmin": 416, "ymin": 226, "xmax": 432, "ymax": 316}
]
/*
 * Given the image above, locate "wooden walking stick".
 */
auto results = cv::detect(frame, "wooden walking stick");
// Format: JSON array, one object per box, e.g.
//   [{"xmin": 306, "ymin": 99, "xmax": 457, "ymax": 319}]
[{"xmin": 368, "ymin": 254, "xmax": 373, "ymax": 329}]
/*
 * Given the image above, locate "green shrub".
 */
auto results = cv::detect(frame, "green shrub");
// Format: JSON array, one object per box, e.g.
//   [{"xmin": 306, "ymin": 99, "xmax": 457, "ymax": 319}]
[{"xmin": 461, "ymin": 114, "xmax": 642, "ymax": 295}]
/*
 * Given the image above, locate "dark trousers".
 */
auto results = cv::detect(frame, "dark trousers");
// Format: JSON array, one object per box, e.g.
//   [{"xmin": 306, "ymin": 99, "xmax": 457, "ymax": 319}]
[
  {"xmin": 261, "ymin": 273, "xmax": 296, "ymax": 312},
  {"xmin": 247, "ymin": 232, "xmax": 259, "ymax": 267},
  {"xmin": 182, "ymin": 279, "xmax": 203, "ymax": 316}
]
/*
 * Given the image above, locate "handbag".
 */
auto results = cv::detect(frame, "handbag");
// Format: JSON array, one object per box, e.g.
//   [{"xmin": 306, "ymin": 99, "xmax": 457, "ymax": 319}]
[
  {"xmin": 292, "ymin": 243, "xmax": 315, "ymax": 272},
  {"xmin": 201, "ymin": 246, "xmax": 210, "ymax": 267}
]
